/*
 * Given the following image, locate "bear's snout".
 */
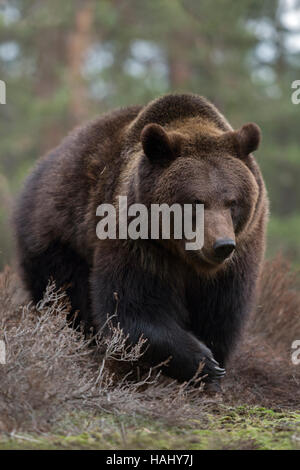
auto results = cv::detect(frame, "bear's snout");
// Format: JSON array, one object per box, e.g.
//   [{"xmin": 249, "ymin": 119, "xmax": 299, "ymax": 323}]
[{"xmin": 213, "ymin": 238, "xmax": 236, "ymax": 261}]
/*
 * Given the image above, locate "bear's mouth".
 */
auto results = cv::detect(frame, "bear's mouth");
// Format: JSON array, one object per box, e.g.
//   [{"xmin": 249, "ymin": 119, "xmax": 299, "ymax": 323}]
[
  {"xmin": 199, "ymin": 251, "xmax": 221, "ymax": 266},
  {"xmin": 193, "ymin": 249, "xmax": 233, "ymax": 269}
]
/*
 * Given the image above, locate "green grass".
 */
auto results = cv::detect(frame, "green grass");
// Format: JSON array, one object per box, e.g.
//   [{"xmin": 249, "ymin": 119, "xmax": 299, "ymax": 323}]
[
  {"xmin": 1, "ymin": 406, "xmax": 300, "ymax": 450},
  {"xmin": 267, "ymin": 215, "xmax": 300, "ymax": 267}
]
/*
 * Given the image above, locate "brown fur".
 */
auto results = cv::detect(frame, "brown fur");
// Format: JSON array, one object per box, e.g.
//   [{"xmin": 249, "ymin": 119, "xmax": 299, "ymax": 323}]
[{"xmin": 14, "ymin": 94, "xmax": 269, "ymax": 387}]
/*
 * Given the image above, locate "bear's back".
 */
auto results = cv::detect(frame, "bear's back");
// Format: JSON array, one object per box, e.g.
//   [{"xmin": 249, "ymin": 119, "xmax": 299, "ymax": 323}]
[{"xmin": 14, "ymin": 105, "xmax": 142, "ymax": 259}]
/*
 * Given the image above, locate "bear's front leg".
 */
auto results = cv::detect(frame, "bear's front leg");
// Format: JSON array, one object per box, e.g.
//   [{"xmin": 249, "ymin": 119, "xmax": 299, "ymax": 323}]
[
  {"xmin": 190, "ymin": 254, "xmax": 260, "ymax": 375},
  {"xmin": 90, "ymin": 250, "xmax": 225, "ymax": 385}
]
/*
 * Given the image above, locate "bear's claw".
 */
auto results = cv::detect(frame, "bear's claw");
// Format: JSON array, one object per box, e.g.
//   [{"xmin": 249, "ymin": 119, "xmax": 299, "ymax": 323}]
[{"xmin": 202, "ymin": 357, "xmax": 226, "ymax": 381}]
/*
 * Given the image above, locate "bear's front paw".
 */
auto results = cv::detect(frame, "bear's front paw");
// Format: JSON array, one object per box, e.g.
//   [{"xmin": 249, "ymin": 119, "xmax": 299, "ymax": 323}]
[
  {"xmin": 204, "ymin": 379, "xmax": 223, "ymax": 394},
  {"xmin": 201, "ymin": 355, "xmax": 226, "ymax": 382},
  {"xmin": 194, "ymin": 342, "xmax": 226, "ymax": 383}
]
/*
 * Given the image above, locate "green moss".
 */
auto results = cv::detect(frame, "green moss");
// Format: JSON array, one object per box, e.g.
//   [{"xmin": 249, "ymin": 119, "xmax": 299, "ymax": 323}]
[
  {"xmin": 0, "ymin": 406, "xmax": 299, "ymax": 450},
  {"xmin": 197, "ymin": 405, "xmax": 300, "ymax": 450}
]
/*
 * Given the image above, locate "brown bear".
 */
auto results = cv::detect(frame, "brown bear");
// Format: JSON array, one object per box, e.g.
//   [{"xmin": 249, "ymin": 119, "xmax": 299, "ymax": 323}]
[{"xmin": 13, "ymin": 94, "xmax": 268, "ymax": 387}]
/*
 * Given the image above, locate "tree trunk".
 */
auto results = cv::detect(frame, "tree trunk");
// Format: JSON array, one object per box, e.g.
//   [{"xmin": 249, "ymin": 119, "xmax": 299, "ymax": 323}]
[
  {"xmin": 168, "ymin": 33, "xmax": 193, "ymax": 89},
  {"xmin": 66, "ymin": 0, "xmax": 95, "ymax": 125}
]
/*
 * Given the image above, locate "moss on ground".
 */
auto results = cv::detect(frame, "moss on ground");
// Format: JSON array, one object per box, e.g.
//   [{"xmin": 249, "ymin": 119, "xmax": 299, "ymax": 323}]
[{"xmin": 1, "ymin": 405, "xmax": 299, "ymax": 450}]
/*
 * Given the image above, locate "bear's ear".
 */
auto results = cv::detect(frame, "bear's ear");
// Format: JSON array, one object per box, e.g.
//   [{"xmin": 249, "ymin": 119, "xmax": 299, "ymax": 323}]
[
  {"xmin": 234, "ymin": 122, "xmax": 261, "ymax": 159},
  {"xmin": 141, "ymin": 123, "xmax": 178, "ymax": 163}
]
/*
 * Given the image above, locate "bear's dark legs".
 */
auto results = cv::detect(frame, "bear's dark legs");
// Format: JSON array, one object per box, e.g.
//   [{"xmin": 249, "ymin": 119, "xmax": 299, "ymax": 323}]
[
  {"xmin": 18, "ymin": 240, "xmax": 91, "ymax": 326},
  {"xmin": 90, "ymin": 251, "xmax": 225, "ymax": 384},
  {"xmin": 189, "ymin": 261, "xmax": 258, "ymax": 368}
]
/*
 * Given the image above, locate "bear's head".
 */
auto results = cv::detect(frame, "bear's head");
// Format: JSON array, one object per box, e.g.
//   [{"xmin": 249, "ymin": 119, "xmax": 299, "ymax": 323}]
[{"xmin": 122, "ymin": 95, "xmax": 265, "ymax": 274}]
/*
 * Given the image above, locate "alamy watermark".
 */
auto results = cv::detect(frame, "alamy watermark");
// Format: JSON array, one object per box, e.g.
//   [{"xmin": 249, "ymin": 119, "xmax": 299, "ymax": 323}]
[
  {"xmin": 0, "ymin": 340, "xmax": 6, "ymax": 364},
  {"xmin": 96, "ymin": 196, "xmax": 204, "ymax": 250},
  {"xmin": 291, "ymin": 340, "xmax": 300, "ymax": 365},
  {"xmin": 291, "ymin": 80, "xmax": 300, "ymax": 104},
  {"xmin": 0, "ymin": 79, "xmax": 6, "ymax": 104}
]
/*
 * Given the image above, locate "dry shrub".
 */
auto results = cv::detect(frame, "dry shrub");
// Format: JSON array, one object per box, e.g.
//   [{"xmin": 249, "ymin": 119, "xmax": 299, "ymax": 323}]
[
  {"xmin": 0, "ymin": 269, "xmax": 208, "ymax": 433},
  {"xmin": 225, "ymin": 255, "xmax": 300, "ymax": 408},
  {"xmin": 251, "ymin": 255, "xmax": 300, "ymax": 349},
  {"xmin": 0, "ymin": 254, "xmax": 300, "ymax": 434},
  {"xmin": 0, "ymin": 278, "xmax": 97, "ymax": 432}
]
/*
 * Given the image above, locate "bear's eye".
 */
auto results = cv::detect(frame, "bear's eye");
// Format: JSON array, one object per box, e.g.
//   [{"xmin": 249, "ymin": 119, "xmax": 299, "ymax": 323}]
[{"xmin": 226, "ymin": 200, "xmax": 237, "ymax": 208}]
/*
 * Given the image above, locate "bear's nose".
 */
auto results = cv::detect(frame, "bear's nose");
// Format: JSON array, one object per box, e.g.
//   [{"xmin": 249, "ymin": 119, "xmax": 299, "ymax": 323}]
[{"xmin": 213, "ymin": 238, "xmax": 236, "ymax": 261}]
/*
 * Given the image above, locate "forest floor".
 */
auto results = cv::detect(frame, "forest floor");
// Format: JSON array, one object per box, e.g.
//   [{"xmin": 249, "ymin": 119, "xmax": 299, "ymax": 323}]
[
  {"xmin": 1, "ymin": 406, "xmax": 300, "ymax": 450},
  {"xmin": 1, "ymin": 257, "xmax": 300, "ymax": 450}
]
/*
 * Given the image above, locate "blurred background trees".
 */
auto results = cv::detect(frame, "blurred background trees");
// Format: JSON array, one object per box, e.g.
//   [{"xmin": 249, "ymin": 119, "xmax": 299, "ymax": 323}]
[{"xmin": 0, "ymin": 0, "xmax": 299, "ymax": 269}]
